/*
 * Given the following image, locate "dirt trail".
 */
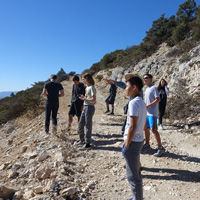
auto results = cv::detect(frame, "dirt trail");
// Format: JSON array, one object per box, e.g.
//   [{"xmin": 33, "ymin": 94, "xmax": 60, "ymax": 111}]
[
  {"xmin": 0, "ymin": 80, "xmax": 200, "ymax": 200},
  {"xmin": 60, "ymin": 80, "xmax": 200, "ymax": 200}
]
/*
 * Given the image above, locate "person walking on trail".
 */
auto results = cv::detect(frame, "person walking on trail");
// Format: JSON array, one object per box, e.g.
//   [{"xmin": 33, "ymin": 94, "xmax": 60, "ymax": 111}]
[
  {"xmin": 67, "ymin": 75, "xmax": 85, "ymax": 131},
  {"xmin": 42, "ymin": 74, "xmax": 64, "ymax": 134},
  {"xmin": 157, "ymin": 78, "xmax": 169, "ymax": 130},
  {"xmin": 77, "ymin": 73, "xmax": 96, "ymax": 149},
  {"xmin": 143, "ymin": 73, "xmax": 165, "ymax": 157},
  {"xmin": 121, "ymin": 75, "xmax": 147, "ymax": 200},
  {"xmin": 104, "ymin": 82, "xmax": 117, "ymax": 115}
]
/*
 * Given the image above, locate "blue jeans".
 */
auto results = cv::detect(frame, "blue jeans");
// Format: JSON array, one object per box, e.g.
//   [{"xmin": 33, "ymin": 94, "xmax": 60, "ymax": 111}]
[
  {"xmin": 45, "ymin": 102, "xmax": 59, "ymax": 132},
  {"xmin": 122, "ymin": 141, "xmax": 144, "ymax": 200}
]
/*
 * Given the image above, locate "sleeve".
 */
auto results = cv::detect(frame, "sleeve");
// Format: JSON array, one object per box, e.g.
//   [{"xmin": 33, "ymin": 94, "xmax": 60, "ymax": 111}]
[
  {"xmin": 115, "ymin": 81, "xmax": 126, "ymax": 90},
  {"xmin": 129, "ymin": 100, "xmax": 139, "ymax": 117},
  {"xmin": 153, "ymin": 87, "xmax": 159, "ymax": 98},
  {"xmin": 81, "ymin": 85, "xmax": 85, "ymax": 96},
  {"xmin": 91, "ymin": 86, "xmax": 96, "ymax": 96},
  {"xmin": 59, "ymin": 84, "xmax": 64, "ymax": 90},
  {"xmin": 44, "ymin": 83, "xmax": 47, "ymax": 89},
  {"xmin": 164, "ymin": 86, "xmax": 170, "ymax": 95}
]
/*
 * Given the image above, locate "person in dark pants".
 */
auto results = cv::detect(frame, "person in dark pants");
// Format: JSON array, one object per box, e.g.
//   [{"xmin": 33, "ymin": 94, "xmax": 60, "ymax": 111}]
[
  {"xmin": 67, "ymin": 75, "xmax": 85, "ymax": 131},
  {"xmin": 121, "ymin": 75, "xmax": 147, "ymax": 200},
  {"xmin": 77, "ymin": 73, "xmax": 96, "ymax": 149},
  {"xmin": 42, "ymin": 74, "xmax": 64, "ymax": 134},
  {"xmin": 157, "ymin": 78, "xmax": 169, "ymax": 130},
  {"xmin": 105, "ymin": 82, "xmax": 117, "ymax": 115}
]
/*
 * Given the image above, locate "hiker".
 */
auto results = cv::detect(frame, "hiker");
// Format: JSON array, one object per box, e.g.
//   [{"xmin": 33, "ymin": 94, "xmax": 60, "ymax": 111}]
[
  {"xmin": 157, "ymin": 78, "xmax": 169, "ymax": 130},
  {"xmin": 143, "ymin": 73, "xmax": 165, "ymax": 157},
  {"xmin": 104, "ymin": 81, "xmax": 117, "ymax": 115},
  {"xmin": 42, "ymin": 74, "xmax": 64, "ymax": 134},
  {"xmin": 102, "ymin": 74, "xmax": 143, "ymax": 135},
  {"xmin": 77, "ymin": 73, "xmax": 96, "ymax": 149},
  {"xmin": 121, "ymin": 75, "xmax": 147, "ymax": 200},
  {"xmin": 67, "ymin": 75, "xmax": 85, "ymax": 131}
]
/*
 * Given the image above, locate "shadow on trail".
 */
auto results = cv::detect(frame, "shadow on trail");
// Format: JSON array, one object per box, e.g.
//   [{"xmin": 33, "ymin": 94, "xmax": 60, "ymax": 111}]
[
  {"xmin": 97, "ymin": 123, "xmax": 123, "ymax": 127},
  {"xmin": 142, "ymin": 167, "xmax": 200, "ymax": 183},
  {"xmin": 141, "ymin": 148, "xmax": 200, "ymax": 164},
  {"xmin": 91, "ymin": 133, "xmax": 123, "ymax": 152}
]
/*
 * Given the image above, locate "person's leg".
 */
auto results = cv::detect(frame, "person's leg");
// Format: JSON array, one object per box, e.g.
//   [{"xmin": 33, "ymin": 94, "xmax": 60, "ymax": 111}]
[
  {"xmin": 45, "ymin": 103, "xmax": 52, "ymax": 133},
  {"xmin": 52, "ymin": 103, "xmax": 59, "ymax": 134},
  {"xmin": 85, "ymin": 106, "xmax": 95, "ymax": 145},
  {"xmin": 78, "ymin": 106, "xmax": 86, "ymax": 142},
  {"xmin": 75, "ymin": 103, "xmax": 83, "ymax": 122},
  {"xmin": 144, "ymin": 118, "xmax": 150, "ymax": 145},
  {"xmin": 111, "ymin": 104, "xmax": 114, "ymax": 114},
  {"xmin": 122, "ymin": 117, "xmax": 127, "ymax": 135},
  {"xmin": 105, "ymin": 96, "xmax": 110, "ymax": 113},
  {"xmin": 68, "ymin": 104, "xmax": 75, "ymax": 130},
  {"xmin": 124, "ymin": 141, "xmax": 143, "ymax": 200}
]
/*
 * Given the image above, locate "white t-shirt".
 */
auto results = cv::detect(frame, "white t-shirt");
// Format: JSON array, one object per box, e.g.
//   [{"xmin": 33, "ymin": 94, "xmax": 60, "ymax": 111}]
[
  {"xmin": 144, "ymin": 85, "xmax": 159, "ymax": 116},
  {"xmin": 84, "ymin": 85, "xmax": 96, "ymax": 106},
  {"xmin": 124, "ymin": 96, "xmax": 147, "ymax": 142}
]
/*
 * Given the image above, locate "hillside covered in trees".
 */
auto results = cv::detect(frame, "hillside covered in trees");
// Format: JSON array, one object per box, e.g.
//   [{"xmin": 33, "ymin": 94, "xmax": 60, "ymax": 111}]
[{"xmin": 83, "ymin": 0, "xmax": 200, "ymax": 74}]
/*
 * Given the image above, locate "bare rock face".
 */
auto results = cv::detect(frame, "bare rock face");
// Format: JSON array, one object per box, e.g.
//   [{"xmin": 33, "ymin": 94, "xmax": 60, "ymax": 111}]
[{"xmin": 0, "ymin": 185, "xmax": 17, "ymax": 199}]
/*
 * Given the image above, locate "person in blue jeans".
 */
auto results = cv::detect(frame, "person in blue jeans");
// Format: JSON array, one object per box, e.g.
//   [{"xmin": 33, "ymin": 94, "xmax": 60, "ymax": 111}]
[
  {"xmin": 122, "ymin": 75, "xmax": 147, "ymax": 200},
  {"xmin": 42, "ymin": 74, "xmax": 64, "ymax": 134}
]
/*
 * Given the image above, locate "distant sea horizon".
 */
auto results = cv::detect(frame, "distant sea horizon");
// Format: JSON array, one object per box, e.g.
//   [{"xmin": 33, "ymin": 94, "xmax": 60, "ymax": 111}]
[{"xmin": 0, "ymin": 91, "xmax": 18, "ymax": 99}]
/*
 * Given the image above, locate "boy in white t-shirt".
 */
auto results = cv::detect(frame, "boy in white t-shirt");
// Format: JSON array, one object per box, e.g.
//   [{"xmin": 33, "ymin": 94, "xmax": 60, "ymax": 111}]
[{"xmin": 122, "ymin": 75, "xmax": 147, "ymax": 200}]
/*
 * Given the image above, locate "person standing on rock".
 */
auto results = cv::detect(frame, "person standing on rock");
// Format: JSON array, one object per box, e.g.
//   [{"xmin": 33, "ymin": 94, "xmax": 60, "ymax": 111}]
[
  {"xmin": 143, "ymin": 73, "xmax": 165, "ymax": 157},
  {"xmin": 121, "ymin": 75, "xmax": 147, "ymax": 200},
  {"xmin": 77, "ymin": 73, "xmax": 96, "ymax": 149},
  {"xmin": 67, "ymin": 75, "xmax": 85, "ymax": 131},
  {"xmin": 157, "ymin": 78, "xmax": 169, "ymax": 130},
  {"xmin": 42, "ymin": 74, "xmax": 64, "ymax": 134},
  {"xmin": 104, "ymin": 81, "xmax": 117, "ymax": 115}
]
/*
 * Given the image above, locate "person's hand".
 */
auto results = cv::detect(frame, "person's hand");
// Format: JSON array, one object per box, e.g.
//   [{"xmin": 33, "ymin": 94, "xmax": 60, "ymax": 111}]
[
  {"xmin": 146, "ymin": 105, "xmax": 151, "ymax": 109},
  {"xmin": 79, "ymin": 95, "xmax": 85, "ymax": 101}
]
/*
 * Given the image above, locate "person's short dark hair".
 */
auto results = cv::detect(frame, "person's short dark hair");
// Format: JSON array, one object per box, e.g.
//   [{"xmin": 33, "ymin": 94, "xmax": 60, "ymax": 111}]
[
  {"xmin": 50, "ymin": 74, "xmax": 57, "ymax": 80},
  {"xmin": 143, "ymin": 73, "xmax": 153, "ymax": 79},
  {"xmin": 127, "ymin": 76, "xmax": 144, "ymax": 91},
  {"xmin": 73, "ymin": 75, "xmax": 79, "ymax": 82}
]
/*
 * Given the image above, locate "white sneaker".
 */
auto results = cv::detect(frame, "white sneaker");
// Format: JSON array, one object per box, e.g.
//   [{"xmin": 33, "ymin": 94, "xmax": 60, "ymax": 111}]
[{"xmin": 159, "ymin": 125, "xmax": 164, "ymax": 130}]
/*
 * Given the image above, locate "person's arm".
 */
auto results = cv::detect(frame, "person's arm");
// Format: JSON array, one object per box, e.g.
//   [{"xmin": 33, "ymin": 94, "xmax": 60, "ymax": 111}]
[
  {"xmin": 42, "ymin": 88, "xmax": 48, "ymax": 97},
  {"xmin": 59, "ymin": 89, "xmax": 64, "ymax": 97},
  {"xmin": 165, "ymin": 85, "xmax": 169, "ymax": 95},
  {"xmin": 125, "ymin": 116, "xmax": 138, "ymax": 149},
  {"xmin": 79, "ymin": 95, "xmax": 96, "ymax": 103},
  {"xmin": 146, "ymin": 97, "xmax": 160, "ymax": 109}
]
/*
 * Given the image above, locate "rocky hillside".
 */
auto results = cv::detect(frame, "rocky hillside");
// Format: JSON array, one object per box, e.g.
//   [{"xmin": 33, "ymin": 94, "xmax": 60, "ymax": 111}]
[
  {"xmin": 0, "ymin": 42, "xmax": 200, "ymax": 200},
  {"xmin": 97, "ymin": 42, "xmax": 200, "ymax": 126}
]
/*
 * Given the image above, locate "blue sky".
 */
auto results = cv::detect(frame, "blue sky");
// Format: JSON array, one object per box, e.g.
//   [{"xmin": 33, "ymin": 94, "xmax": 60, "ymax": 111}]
[{"xmin": 0, "ymin": 0, "xmax": 200, "ymax": 91}]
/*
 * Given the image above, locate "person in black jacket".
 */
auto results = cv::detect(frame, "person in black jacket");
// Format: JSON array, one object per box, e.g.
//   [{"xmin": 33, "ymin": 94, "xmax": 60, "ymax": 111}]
[
  {"xmin": 104, "ymin": 82, "xmax": 117, "ymax": 115},
  {"xmin": 157, "ymin": 78, "xmax": 169, "ymax": 130},
  {"xmin": 67, "ymin": 75, "xmax": 85, "ymax": 131},
  {"xmin": 42, "ymin": 74, "xmax": 64, "ymax": 134}
]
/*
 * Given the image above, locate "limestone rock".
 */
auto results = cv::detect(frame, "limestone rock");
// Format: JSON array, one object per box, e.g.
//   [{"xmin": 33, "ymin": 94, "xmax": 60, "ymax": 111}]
[
  {"xmin": 0, "ymin": 185, "xmax": 17, "ymax": 199},
  {"xmin": 35, "ymin": 166, "xmax": 52, "ymax": 180},
  {"xmin": 60, "ymin": 187, "xmax": 78, "ymax": 199}
]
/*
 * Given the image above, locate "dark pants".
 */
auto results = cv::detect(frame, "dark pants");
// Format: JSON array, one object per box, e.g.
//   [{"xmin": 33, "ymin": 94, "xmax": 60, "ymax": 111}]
[
  {"xmin": 45, "ymin": 102, "xmax": 59, "ymax": 132},
  {"xmin": 78, "ymin": 105, "xmax": 95, "ymax": 144},
  {"xmin": 159, "ymin": 103, "xmax": 166, "ymax": 124},
  {"xmin": 123, "ymin": 141, "xmax": 144, "ymax": 200}
]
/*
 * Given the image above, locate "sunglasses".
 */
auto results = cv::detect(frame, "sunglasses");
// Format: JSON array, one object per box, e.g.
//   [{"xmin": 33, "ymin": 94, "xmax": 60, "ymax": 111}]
[{"xmin": 144, "ymin": 77, "xmax": 149, "ymax": 80}]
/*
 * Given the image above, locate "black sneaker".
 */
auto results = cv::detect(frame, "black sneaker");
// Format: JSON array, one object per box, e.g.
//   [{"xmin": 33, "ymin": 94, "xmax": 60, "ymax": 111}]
[
  {"xmin": 108, "ymin": 112, "xmax": 114, "ymax": 115},
  {"xmin": 104, "ymin": 110, "xmax": 110, "ymax": 113},
  {"xmin": 153, "ymin": 146, "xmax": 165, "ymax": 157},
  {"xmin": 80, "ymin": 143, "xmax": 91, "ymax": 150}
]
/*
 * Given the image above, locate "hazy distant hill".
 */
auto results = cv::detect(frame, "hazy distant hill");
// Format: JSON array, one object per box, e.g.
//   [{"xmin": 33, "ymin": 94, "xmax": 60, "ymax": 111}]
[{"xmin": 0, "ymin": 91, "xmax": 18, "ymax": 99}]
